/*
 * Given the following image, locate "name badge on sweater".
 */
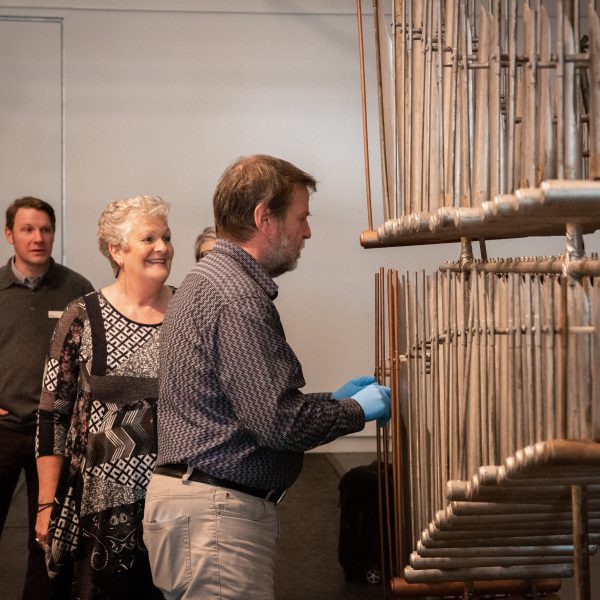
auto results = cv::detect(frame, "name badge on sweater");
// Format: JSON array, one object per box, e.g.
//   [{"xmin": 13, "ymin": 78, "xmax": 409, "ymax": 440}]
[{"xmin": 48, "ymin": 311, "xmax": 63, "ymax": 319}]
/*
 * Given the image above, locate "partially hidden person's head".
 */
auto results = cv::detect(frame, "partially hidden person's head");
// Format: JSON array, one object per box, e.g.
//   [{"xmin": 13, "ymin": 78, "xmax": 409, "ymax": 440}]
[
  {"xmin": 194, "ymin": 226, "xmax": 216, "ymax": 262},
  {"xmin": 4, "ymin": 196, "xmax": 56, "ymax": 276},
  {"xmin": 213, "ymin": 154, "xmax": 316, "ymax": 277},
  {"xmin": 98, "ymin": 195, "xmax": 173, "ymax": 283}
]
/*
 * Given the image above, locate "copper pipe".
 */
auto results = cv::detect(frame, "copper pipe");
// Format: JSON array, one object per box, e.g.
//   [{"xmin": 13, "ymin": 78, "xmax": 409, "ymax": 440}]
[
  {"xmin": 373, "ymin": 0, "xmax": 391, "ymax": 221},
  {"xmin": 375, "ymin": 268, "xmax": 389, "ymax": 597},
  {"xmin": 403, "ymin": 563, "xmax": 573, "ymax": 584},
  {"xmin": 572, "ymin": 485, "xmax": 592, "ymax": 600},
  {"xmin": 380, "ymin": 267, "xmax": 391, "ymax": 594},
  {"xmin": 589, "ymin": 5, "xmax": 600, "ymax": 178},
  {"xmin": 389, "ymin": 576, "xmax": 561, "ymax": 596},
  {"xmin": 388, "ymin": 269, "xmax": 404, "ymax": 574},
  {"xmin": 559, "ymin": 276, "xmax": 568, "ymax": 438},
  {"xmin": 356, "ymin": 0, "xmax": 373, "ymax": 231}
]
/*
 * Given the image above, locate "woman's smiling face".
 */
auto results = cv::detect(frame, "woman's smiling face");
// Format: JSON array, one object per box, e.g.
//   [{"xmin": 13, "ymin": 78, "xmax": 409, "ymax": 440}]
[{"xmin": 117, "ymin": 215, "xmax": 174, "ymax": 284}]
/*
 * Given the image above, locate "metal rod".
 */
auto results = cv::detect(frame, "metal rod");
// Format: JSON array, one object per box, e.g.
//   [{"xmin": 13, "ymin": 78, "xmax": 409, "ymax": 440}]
[
  {"xmin": 356, "ymin": 0, "xmax": 374, "ymax": 230},
  {"xmin": 390, "ymin": 577, "xmax": 561, "ymax": 597},
  {"xmin": 373, "ymin": 0, "xmax": 391, "ymax": 222},
  {"xmin": 572, "ymin": 485, "xmax": 592, "ymax": 600}
]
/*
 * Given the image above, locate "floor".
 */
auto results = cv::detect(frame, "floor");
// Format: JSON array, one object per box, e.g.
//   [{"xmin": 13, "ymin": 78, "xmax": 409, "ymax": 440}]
[
  {"xmin": 0, "ymin": 453, "xmax": 384, "ymax": 600},
  {"xmin": 1, "ymin": 453, "xmax": 599, "ymax": 599}
]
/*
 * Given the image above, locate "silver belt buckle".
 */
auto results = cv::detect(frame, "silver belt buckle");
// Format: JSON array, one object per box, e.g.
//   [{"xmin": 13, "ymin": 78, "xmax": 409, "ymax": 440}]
[{"xmin": 266, "ymin": 488, "xmax": 287, "ymax": 505}]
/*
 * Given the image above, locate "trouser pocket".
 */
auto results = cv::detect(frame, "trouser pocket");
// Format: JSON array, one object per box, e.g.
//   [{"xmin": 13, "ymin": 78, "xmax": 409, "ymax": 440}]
[{"xmin": 143, "ymin": 516, "xmax": 191, "ymax": 597}]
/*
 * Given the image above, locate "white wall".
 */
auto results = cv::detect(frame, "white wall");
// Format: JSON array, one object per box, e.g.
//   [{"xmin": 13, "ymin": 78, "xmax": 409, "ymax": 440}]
[
  {"xmin": 0, "ymin": 17, "xmax": 63, "ymax": 245},
  {"xmin": 0, "ymin": 1, "xmax": 598, "ymax": 453}
]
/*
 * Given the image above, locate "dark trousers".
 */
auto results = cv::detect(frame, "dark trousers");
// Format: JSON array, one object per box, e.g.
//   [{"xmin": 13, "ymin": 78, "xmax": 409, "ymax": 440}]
[{"xmin": 0, "ymin": 425, "xmax": 52, "ymax": 600}]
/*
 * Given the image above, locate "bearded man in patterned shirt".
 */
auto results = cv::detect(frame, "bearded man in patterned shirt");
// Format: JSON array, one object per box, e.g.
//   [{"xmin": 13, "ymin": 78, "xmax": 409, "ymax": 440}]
[{"xmin": 143, "ymin": 154, "xmax": 391, "ymax": 600}]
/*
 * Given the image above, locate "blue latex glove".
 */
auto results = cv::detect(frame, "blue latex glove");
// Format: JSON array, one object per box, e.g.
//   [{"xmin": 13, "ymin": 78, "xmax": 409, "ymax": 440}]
[
  {"xmin": 351, "ymin": 383, "xmax": 391, "ymax": 426},
  {"xmin": 331, "ymin": 375, "xmax": 376, "ymax": 400}
]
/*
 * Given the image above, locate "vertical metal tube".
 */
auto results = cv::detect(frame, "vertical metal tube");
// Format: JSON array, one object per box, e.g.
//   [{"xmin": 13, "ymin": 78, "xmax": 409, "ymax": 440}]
[
  {"xmin": 572, "ymin": 485, "xmax": 592, "ymax": 600},
  {"xmin": 396, "ymin": 0, "xmax": 408, "ymax": 215},
  {"xmin": 458, "ymin": 3, "xmax": 473, "ymax": 207},
  {"xmin": 567, "ymin": 223, "xmax": 586, "ymax": 261},
  {"xmin": 536, "ymin": 6, "xmax": 554, "ymax": 183},
  {"xmin": 458, "ymin": 270, "xmax": 470, "ymax": 479},
  {"xmin": 427, "ymin": 277, "xmax": 435, "ymax": 525},
  {"xmin": 498, "ymin": 1, "xmax": 508, "ymax": 195},
  {"xmin": 556, "ymin": 1, "xmax": 565, "ymax": 179},
  {"xmin": 383, "ymin": 269, "xmax": 394, "ymax": 583},
  {"xmin": 374, "ymin": 269, "xmax": 388, "ymax": 595},
  {"xmin": 478, "ymin": 271, "xmax": 489, "ymax": 465},
  {"xmin": 445, "ymin": 1, "xmax": 460, "ymax": 206},
  {"xmin": 464, "ymin": 270, "xmax": 478, "ymax": 477},
  {"xmin": 563, "ymin": 13, "xmax": 582, "ymax": 180},
  {"xmin": 438, "ymin": 270, "xmax": 448, "ymax": 498},
  {"xmin": 450, "ymin": 271, "xmax": 460, "ymax": 480},
  {"xmin": 419, "ymin": 271, "xmax": 428, "ymax": 533},
  {"xmin": 488, "ymin": 7, "xmax": 501, "ymax": 198},
  {"xmin": 558, "ymin": 275, "xmax": 569, "ymax": 438},
  {"xmin": 543, "ymin": 274, "xmax": 556, "ymax": 441},
  {"xmin": 508, "ymin": 273, "xmax": 518, "ymax": 456},
  {"xmin": 412, "ymin": 1, "xmax": 425, "ymax": 212},
  {"xmin": 582, "ymin": 279, "xmax": 593, "ymax": 441},
  {"xmin": 526, "ymin": 275, "xmax": 536, "ymax": 444},
  {"xmin": 406, "ymin": 272, "xmax": 419, "ymax": 548},
  {"xmin": 405, "ymin": 0, "xmax": 413, "ymax": 215},
  {"xmin": 506, "ymin": 0, "xmax": 518, "ymax": 191},
  {"xmin": 515, "ymin": 275, "xmax": 526, "ymax": 449},
  {"xmin": 473, "ymin": 5, "xmax": 490, "ymax": 207},
  {"xmin": 486, "ymin": 272, "xmax": 499, "ymax": 465},
  {"xmin": 588, "ymin": 4, "xmax": 600, "ymax": 179},
  {"xmin": 402, "ymin": 272, "xmax": 415, "ymax": 558},
  {"xmin": 499, "ymin": 274, "xmax": 510, "ymax": 461},
  {"xmin": 533, "ymin": 275, "xmax": 543, "ymax": 442},
  {"xmin": 391, "ymin": 269, "xmax": 406, "ymax": 575},
  {"xmin": 393, "ymin": 0, "xmax": 403, "ymax": 217},
  {"xmin": 521, "ymin": 4, "xmax": 537, "ymax": 187},
  {"xmin": 356, "ymin": 0, "xmax": 374, "ymax": 230},
  {"xmin": 422, "ymin": 0, "xmax": 433, "ymax": 212},
  {"xmin": 373, "ymin": 0, "xmax": 391, "ymax": 221},
  {"xmin": 435, "ymin": 0, "xmax": 445, "ymax": 208}
]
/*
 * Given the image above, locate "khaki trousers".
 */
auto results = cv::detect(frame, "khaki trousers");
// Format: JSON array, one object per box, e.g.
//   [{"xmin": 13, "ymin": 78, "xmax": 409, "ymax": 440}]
[{"xmin": 143, "ymin": 472, "xmax": 279, "ymax": 600}]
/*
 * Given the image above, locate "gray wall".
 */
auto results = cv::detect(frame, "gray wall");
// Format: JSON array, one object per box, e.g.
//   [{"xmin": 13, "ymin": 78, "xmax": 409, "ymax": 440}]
[{"xmin": 0, "ymin": 0, "xmax": 597, "ymax": 451}]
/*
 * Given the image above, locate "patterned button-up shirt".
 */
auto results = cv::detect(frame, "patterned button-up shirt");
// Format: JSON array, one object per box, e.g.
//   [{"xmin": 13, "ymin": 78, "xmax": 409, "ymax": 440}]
[{"xmin": 157, "ymin": 239, "xmax": 364, "ymax": 490}]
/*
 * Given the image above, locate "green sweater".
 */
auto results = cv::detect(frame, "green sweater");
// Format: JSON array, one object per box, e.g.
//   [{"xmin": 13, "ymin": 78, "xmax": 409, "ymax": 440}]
[{"xmin": 0, "ymin": 257, "xmax": 93, "ymax": 431}]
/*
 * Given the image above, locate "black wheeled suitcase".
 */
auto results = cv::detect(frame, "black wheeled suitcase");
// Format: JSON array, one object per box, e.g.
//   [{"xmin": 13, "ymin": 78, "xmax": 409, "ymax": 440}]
[{"xmin": 338, "ymin": 461, "xmax": 392, "ymax": 584}]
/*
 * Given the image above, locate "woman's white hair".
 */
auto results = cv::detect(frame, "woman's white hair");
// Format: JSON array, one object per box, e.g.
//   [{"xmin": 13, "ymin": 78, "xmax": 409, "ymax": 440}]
[{"xmin": 98, "ymin": 195, "xmax": 170, "ymax": 275}]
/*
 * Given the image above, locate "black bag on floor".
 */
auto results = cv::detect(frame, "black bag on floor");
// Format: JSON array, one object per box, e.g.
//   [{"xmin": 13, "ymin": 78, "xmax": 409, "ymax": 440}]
[{"xmin": 338, "ymin": 461, "xmax": 392, "ymax": 584}]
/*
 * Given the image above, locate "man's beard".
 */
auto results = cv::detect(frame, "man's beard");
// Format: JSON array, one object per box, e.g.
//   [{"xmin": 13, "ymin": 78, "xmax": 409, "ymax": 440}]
[{"xmin": 262, "ymin": 229, "xmax": 302, "ymax": 278}]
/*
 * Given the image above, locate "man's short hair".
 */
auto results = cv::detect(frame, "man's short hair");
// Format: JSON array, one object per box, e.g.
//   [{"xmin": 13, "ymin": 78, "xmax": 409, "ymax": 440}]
[
  {"xmin": 5, "ymin": 196, "xmax": 56, "ymax": 232},
  {"xmin": 213, "ymin": 154, "xmax": 317, "ymax": 242}
]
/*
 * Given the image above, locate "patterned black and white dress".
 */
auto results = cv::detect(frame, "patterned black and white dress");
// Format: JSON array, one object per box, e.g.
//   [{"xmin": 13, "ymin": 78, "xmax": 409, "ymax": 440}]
[{"xmin": 37, "ymin": 291, "xmax": 165, "ymax": 599}]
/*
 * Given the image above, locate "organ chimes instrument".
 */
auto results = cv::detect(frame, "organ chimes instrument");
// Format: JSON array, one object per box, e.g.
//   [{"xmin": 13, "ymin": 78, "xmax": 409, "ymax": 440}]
[{"xmin": 357, "ymin": 2, "xmax": 600, "ymax": 598}]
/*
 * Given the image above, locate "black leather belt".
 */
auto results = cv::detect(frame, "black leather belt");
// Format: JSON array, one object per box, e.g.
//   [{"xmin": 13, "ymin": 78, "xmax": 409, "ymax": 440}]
[{"xmin": 155, "ymin": 463, "xmax": 287, "ymax": 505}]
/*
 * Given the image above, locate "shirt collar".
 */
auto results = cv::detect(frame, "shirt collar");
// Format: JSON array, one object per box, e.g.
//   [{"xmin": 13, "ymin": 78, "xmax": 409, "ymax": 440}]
[
  {"xmin": 213, "ymin": 239, "xmax": 279, "ymax": 300},
  {"xmin": 0, "ymin": 257, "xmax": 55, "ymax": 291}
]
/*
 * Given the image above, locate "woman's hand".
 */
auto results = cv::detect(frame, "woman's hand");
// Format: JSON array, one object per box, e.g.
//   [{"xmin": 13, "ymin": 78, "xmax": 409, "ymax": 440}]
[
  {"xmin": 35, "ymin": 455, "xmax": 64, "ymax": 548},
  {"xmin": 35, "ymin": 504, "xmax": 52, "ymax": 548}
]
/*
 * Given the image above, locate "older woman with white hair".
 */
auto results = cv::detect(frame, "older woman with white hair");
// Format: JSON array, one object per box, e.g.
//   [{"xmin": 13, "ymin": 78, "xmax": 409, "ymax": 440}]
[{"xmin": 35, "ymin": 195, "xmax": 173, "ymax": 599}]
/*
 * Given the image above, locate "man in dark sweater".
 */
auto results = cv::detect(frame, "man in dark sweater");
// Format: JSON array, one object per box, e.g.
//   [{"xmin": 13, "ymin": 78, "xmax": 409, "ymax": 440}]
[{"xmin": 0, "ymin": 197, "xmax": 93, "ymax": 600}]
